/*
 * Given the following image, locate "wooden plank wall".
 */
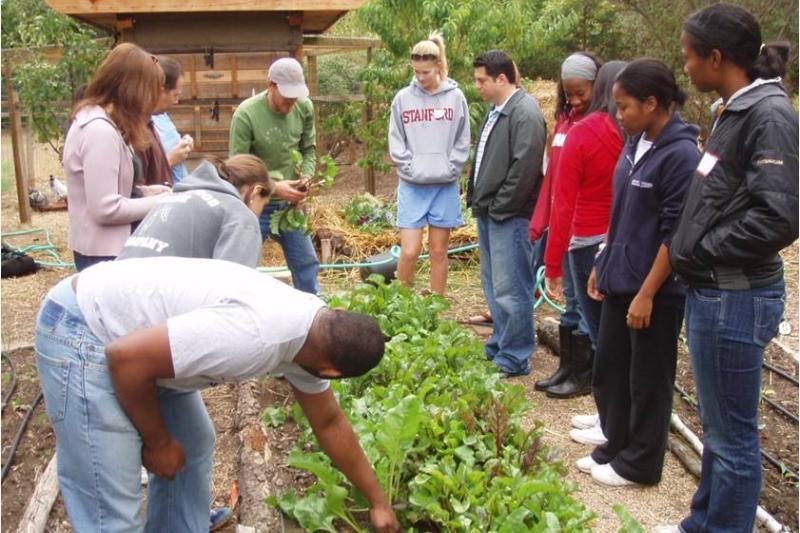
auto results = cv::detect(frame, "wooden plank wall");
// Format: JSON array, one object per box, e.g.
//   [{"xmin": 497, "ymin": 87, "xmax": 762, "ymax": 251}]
[{"xmin": 168, "ymin": 51, "xmax": 288, "ymax": 158}]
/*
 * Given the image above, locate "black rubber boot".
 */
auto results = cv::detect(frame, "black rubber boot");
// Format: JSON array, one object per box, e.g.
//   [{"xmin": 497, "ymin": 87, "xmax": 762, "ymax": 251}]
[
  {"xmin": 534, "ymin": 324, "xmax": 575, "ymax": 391},
  {"xmin": 545, "ymin": 331, "xmax": 593, "ymax": 399}
]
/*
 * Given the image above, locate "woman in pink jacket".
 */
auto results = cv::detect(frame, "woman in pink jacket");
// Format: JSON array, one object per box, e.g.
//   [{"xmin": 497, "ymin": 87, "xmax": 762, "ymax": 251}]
[{"xmin": 64, "ymin": 43, "xmax": 169, "ymax": 271}]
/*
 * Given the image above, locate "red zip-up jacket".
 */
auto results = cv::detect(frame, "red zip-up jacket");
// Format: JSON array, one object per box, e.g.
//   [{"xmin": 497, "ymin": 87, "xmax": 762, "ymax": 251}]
[
  {"xmin": 544, "ymin": 112, "xmax": 622, "ymax": 278},
  {"xmin": 528, "ymin": 110, "xmax": 583, "ymax": 240}
]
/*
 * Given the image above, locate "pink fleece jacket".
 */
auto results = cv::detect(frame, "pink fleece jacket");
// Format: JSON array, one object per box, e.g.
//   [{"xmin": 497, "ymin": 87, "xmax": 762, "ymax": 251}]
[{"xmin": 63, "ymin": 106, "xmax": 161, "ymax": 256}]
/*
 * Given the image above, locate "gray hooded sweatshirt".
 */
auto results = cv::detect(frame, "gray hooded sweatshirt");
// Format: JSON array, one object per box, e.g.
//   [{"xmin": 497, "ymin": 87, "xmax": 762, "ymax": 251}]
[
  {"xmin": 117, "ymin": 161, "xmax": 262, "ymax": 267},
  {"xmin": 388, "ymin": 77, "xmax": 470, "ymax": 185}
]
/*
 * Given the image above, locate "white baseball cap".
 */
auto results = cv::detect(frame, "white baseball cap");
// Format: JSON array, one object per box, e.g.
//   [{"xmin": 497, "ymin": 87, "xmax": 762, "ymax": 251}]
[{"xmin": 267, "ymin": 58, "xmax": 309, "ymax": 99}]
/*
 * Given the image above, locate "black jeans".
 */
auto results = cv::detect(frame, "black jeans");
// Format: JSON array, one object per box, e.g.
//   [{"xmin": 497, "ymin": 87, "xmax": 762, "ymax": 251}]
[
  {"xmin": 591, "ymin": 295, "xmax": 684, "ymax": 485},
  {"xmin": 72, "ymin": 251, "xmax": 115, "ymax": 272}
]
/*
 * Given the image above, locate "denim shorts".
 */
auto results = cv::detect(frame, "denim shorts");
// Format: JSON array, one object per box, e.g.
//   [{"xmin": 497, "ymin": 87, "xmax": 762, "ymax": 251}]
[{"xmin": 396, "ymin": 180, "xmax": 464, "ymax": 229}]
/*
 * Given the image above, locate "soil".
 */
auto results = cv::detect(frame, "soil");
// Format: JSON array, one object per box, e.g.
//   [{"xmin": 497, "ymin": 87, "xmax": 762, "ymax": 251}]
[{"xmin": 1, "ymin": 347, "xmax": 54, "ymax": 533}]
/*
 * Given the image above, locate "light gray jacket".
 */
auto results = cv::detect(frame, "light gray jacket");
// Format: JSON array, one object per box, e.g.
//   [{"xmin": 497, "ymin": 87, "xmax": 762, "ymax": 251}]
[{"xmin": 388, "ymin": 77, "xmax": 470, "ymax": 185}]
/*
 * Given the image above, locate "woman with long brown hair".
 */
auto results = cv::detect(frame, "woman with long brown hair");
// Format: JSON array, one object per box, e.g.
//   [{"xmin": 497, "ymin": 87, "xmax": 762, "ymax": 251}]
[{"xmin": 63, "ymin": 42, "xmax": 170, "ymax": 271}]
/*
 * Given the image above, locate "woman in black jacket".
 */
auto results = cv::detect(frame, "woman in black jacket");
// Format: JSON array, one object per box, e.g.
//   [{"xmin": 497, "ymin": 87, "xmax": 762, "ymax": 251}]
[{"xmin": 661, "ymin": 4, "xmax": 798, "ymax": 533}]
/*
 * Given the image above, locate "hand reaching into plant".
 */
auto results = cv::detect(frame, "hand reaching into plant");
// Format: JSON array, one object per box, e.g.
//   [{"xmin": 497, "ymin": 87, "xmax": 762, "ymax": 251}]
[{"xmin": 370, "ymin": 503, "xmax": 401, "ymax": 532}]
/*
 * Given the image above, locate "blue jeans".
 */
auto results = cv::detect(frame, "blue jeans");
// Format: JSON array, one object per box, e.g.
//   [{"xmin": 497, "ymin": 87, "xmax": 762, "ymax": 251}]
[
  {"xmin": 562, "ymin": 254, "xmax": 589, "ymax": 333},
  {"xmin": 568, "ymin": 244, "xmax": 602, "ymax": 347},
  {"xmin": 478, "ymin": 216, "xmax": 535, "ymax": 375},
  {"xmin": 259, "ymin": 203, "xmax": 320, "ymax": 294},
  {"xmin": 680, "ymin": 281, "xmax": 785, "ymax": 533},
  {"xmin": 35, "ymin": 279, "xmax": 216, "ymax": 532}
]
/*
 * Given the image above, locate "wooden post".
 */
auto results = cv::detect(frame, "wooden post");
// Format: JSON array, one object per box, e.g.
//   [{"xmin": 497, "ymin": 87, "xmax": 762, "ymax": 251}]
[
  {"xmin": 17, "ymin": 455, "xmax": 58, "ymax": 533},
  {"xmin": 306, "ymin": 54, "xmax": 321, "ymax": 154},
  {"xmin": 364, "ymin": 46, "xmax": 375, "ymax": 195},
  {"xmin": 5, "ymin": 69, "xmax": 32, "ymax": 224},
  {"xmin": 25, "ymin": 110, "xmax": 36, "ymax": 190},
  {"xmin": 231, "ymin": 54, "xmax": 238, "ymax": 98}
]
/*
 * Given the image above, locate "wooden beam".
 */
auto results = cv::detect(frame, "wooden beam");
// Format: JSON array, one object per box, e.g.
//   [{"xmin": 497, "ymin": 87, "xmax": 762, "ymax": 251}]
[
  {"xmin": 5, "ymin": 70, "xmax": 32, "ymax": 224},
  {"xmin": 230, "ymin": 55, "xmax": 238, "ymax": 98},
  {"xmin": 17, "ymin": 455, "xmax": 59, "ymax": 533},
  {"xmin": 25, "ymin": 111, "xmax": 36, "ymax": 191},
  {"xmin": 302, "ymin": 35, "xmax": 382, "ymax": 49},
  {"xmin": 46, "ymin": 0, "xmax": 366, "ymax": 14},
  {"xmin": 364, "ymin": 46, "xmax": 375, "ymax": 195},
  {"xmin": 307, "ymin": 54, "xmax": 321, "ymax": 153}
]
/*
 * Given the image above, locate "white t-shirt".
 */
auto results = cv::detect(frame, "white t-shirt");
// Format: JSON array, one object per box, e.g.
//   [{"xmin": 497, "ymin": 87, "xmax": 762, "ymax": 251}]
[
  {"xmin": 634, "ymin": 135, "xmax": 653, "ymax": 164},
  {"xmin": 75, "ymin": 257, "xmax": 329, "ymax": 394}
]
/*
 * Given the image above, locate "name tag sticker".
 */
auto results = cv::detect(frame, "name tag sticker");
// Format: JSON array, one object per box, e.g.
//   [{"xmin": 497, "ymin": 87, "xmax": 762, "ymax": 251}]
[{"xmin": 697, "ymin": 152, "xmax": 719, "ymax": 177}]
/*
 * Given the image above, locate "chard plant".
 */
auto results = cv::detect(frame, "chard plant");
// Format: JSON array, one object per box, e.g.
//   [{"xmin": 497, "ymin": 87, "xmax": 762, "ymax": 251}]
[
  {"xmin": 269, "ymin": 150, "xmax": 337, "ymax": 236},
  {"xmin": 268, "ymin": 279, "xmax": 596, "ymax": 532}
]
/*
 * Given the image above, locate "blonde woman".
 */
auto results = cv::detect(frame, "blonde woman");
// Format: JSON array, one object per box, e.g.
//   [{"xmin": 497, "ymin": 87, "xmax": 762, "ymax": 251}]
[{"xmin": 389, "ymin": 32, "xmax": 470, "ymax": 295}]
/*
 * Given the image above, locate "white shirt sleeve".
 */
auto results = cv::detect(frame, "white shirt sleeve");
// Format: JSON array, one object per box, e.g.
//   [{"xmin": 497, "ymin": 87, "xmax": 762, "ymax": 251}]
[
  {"xmin": 167, "ymin": 302, "xmax": 271, "ymax": 384},
  {"xmin": 275, "ymin": 362, "xmax": 330, "ymax": 394}
]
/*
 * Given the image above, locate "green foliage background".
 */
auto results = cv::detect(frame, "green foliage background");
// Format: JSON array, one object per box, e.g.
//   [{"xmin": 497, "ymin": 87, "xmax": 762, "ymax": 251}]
[
  {"xmin": 316, "ymin": 0, "xmax": 797, "ymax": 170},
  {"xmin": 2, "ymin": 0, "xmax": 108, "ymax": 155}
]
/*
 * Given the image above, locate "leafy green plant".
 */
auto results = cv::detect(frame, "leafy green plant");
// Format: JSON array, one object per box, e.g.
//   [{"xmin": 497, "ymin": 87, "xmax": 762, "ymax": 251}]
[
  {"xmin": 4, "ymin": 0, "xmax": 108, "ymax": 155},
  {"xmin": 262, "ymin": 405, "xmax": 290, "ymax": 428},
  {"xmin": 269, "ymin": 151, "xmax": 338, "ymax": 235},
  {"xmin": 268, "ymin": 278, "xmax": 595, "ymax": 531},
  {"xmin": 343, "ymin": 194, "xmax": 395, "ymax": 234},
  {"xmin": 614, "ymin": 504, "xmax": 645, "ymax": 533}
]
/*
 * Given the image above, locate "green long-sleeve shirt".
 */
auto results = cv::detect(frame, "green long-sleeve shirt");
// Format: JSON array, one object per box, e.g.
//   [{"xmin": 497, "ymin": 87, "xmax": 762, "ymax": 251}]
[{"xmin": 229, "ymin": 90, "xmax": 316, "ymax": 183}]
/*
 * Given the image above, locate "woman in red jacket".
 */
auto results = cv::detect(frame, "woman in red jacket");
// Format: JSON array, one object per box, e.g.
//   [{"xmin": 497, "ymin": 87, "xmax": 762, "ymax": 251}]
[
  {"xmin": 530, "ymin": 52, "xmax": 603, "ymax": 396},
  {"xmin": 543, "ymin": 60, "xmax": 627, "ymax": 399}
]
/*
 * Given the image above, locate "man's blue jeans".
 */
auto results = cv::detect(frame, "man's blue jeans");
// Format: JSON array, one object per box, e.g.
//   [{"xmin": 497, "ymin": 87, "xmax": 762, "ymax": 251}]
[
  {"xmin": 680, "ymin": 281, "xmax": 785, "ymax": 533},
  {"xmin": 34, "ymin": 279, "xmax": 216, "ymax": 532},
  {"xmin": 259, "ymin": 203, "xmax": 320, "ymax": 295},
  {"xmin": 478, "ymin": 216, "xmax": 535, "ymax": 375}
]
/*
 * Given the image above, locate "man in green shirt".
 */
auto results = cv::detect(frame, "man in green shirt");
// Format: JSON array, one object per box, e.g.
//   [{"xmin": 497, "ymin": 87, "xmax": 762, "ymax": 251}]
[{"xmin": 229, "ymin": 57, "xmax": 320, "ymax": 294}]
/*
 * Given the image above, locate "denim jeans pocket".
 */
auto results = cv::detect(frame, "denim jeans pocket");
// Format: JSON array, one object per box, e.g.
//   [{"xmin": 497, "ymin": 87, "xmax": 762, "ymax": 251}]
[
  {"xmin": 753, "ymin": 295, "xmax": 784, "ymax": 347},
  {"xmin": 693, "ymin": 287, "xmax": 722, "ymax": 303},
  {"xmin": 35, "ymin": 351, "xmax": 71, "ymax": 423}
]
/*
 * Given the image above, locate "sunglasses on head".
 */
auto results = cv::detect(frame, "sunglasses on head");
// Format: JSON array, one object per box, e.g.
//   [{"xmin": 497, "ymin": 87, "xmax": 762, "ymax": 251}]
[{"xmin": 411, "ymin": 53, "xmax": 438, "ymax": 61}]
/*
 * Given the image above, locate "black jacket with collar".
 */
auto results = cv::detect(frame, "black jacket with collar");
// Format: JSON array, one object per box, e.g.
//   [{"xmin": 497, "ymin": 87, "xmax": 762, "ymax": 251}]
[
  {"xmin": 466, "ymin": 90, "xmax": 547, "ymax": 221},
  {"xmin": 669, "ymin": 81, "xmax": 799, "ymax": 290}
]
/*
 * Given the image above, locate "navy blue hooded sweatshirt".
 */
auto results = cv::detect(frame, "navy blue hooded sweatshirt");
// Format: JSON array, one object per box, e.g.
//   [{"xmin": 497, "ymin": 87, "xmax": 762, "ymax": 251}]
[{"xmin": 595, "ymin": 114, "xmax": 700, "ymax": 303}]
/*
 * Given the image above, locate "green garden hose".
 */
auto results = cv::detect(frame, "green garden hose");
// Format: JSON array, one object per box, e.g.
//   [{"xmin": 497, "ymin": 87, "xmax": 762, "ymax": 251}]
[{"xmin": 1, "ymin": 228, "xmax": 74, "ymax": 268}]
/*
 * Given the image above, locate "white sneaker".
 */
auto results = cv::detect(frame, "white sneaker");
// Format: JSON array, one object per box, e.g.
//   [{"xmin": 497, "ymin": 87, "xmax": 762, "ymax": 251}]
[
  {"xmin": 575, "ymin": 455, "xmax": 599, "ymax": 473},
  {"xmin": 651, "ymin": 526, "xmax": 681, "ymax": 533},
  {"xmin": 569, "ymin": 425, "xmax": 608, "ymax": 446},
  {"xmin": 590, "ymin": 463, "xmax": 637, "ymax": 487},
  {"xmin": 571, "ymin": 413, "xmax": 600, "ymax": 429}
]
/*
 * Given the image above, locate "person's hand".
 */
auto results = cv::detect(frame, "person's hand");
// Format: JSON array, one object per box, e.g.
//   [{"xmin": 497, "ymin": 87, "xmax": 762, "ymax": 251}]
[
  {"xmin": 273, "ymin": 180, "xmax": 309, "ymax": 204},
  {"xmin": 167, "ymin": 142, "xmax": 191, "ymax": 166},
  {"xmin": 545, "ymin": 276, "xmax": 563, "ymax": 302},
  {"xmin": 142, "ymin": 435, "xmax": 185, "ymax": 479},
  {"xmin": 627, "ymin": 292, "xmax": 653, "ymax": 330},
  {"xmin": 587, "ymin": 267, "xmax": 604, "ymax": 302},
  {"xmin": 137, "ymin": 185, "xmax": 171, "ymax": 197},
  {"xmin": 369, "ymin": 503, "xmax": 401, "ymax": 533}
]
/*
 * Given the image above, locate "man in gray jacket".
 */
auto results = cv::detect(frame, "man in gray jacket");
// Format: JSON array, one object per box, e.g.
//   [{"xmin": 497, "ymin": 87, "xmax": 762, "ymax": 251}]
[{"xmin": 467, "ymin": 50, "xmax": 547, "ymax": 377}]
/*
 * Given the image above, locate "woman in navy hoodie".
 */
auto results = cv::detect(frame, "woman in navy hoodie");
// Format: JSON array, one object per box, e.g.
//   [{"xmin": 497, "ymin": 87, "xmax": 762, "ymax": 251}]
[{"xmin": 582, "ymin": 59, "xmax": 700, "ymax": 487}]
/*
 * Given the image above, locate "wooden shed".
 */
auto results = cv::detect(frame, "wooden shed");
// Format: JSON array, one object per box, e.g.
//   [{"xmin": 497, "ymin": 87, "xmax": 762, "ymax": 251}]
[{"xmin": 45, "ymin": 0, "xmax": 372, "ymax": 157}]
